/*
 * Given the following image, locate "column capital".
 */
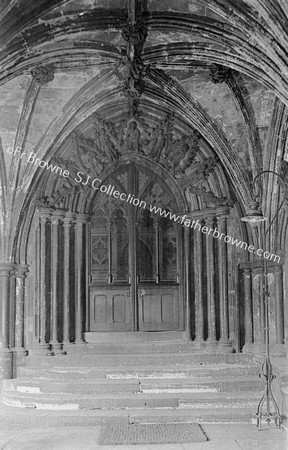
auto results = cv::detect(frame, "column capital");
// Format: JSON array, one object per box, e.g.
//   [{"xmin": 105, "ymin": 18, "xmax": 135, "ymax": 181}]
[
  {"xmin": 205, "ymin": 216, "xmax": 215, "ymax": 226},
  {"xmin": 15, "ymin": 264, "xmax": 29, "ymax": 278},
  {"xmin": 37, "ymin": 207, "xmax": 54, "ymax": 218},
  {"xmin": 178, "ymin": 207, "xmax": 217, "ymax": 221},
  {"xmin": 63, "ymin": 213, "xmax": 76, "ymax": 227},
  {"xmin": 75, "ymin": 213, "xmax": 89, "ymax": 225},
  {"xmin": 64, "ymin": 211, "xmax": 76, "ymax": 220},
  {"xmin": 216, "ymin": 206, "xmax": 230, "ymax": 218},
  {"xmin": 51, "ymin": 210, "xmax": 65, "ymax": 224},
  {"xmin": 184, "ymin": 225, "xmax": 190, "ymax": 235},
  {"xmin": 273, "ymin": 264, "xmax": 283, "ymax": 273}
]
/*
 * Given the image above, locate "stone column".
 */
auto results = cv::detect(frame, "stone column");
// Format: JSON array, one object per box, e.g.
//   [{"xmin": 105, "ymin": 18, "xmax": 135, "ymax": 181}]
[
  {"xmin": 107, "ymin": 220, "xmax": 112, "ymax": 284},
  {"xmin": 75, "ymin": 214, "xmax": 88, "ymax": 344},
  {"xmin": 216, "ymin": 211, "xmax": 233, "ymax": 352},
  {"xmin": 12, "ymin": 265, "xmax": 29, "ymax": 354},
  {"xmin": 251, "ymin": 266, "xmax": 265, "ymax": 354},
  {"xmin": 242, "ymin": 266, "xmax": 254, "ymax": 353},
  {"xmin": 154, "ymin": 220, "xmax": 160, "ymax": 283},
  {"xmin": 184, "ymin": 227, "xmax": 191, "ymax": 340},
  {"xmin": 36, "ymin": 211, "xmax": 52, "ymax": 355},
  {"xmin": 0, "ymin": 263, "xmax": 14, "ymax": 379},
  {"xmin": 272, "ymin": 266, "xmax": 286, "ymax": 355},
  {"xmin": 9, "ymin": 268, "xmax": 16, "ymax": 350},
  {"xmin": 50, "ymin": 210, "xmax": 65, "ymax": 354},
  {"xmin": 194, "ymin": 220, "xmax": 204, "ymax": 347},
  {"xmin": 205, "ymin": 216, "xmax": 217, "ymax": 349},
  {"xmin": 34, "ymin": 223, "xmax": 40, "ymax": 343},
  {"xmin": 62, "ymin": 213, "xmax": 75, "ymax": 347}
]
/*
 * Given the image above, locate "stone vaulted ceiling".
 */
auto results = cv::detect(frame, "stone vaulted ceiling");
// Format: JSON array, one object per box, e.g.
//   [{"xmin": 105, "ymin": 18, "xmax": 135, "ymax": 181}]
[{"xmin": 0, "ymin": 0, "xmax": 288, "ymax": 262}]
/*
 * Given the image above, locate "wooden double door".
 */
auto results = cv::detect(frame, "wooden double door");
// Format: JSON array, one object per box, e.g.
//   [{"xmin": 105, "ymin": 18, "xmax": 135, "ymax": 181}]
[{"xmin": 88, "ymin": 163, "xmax": 183, "ymax": 332}]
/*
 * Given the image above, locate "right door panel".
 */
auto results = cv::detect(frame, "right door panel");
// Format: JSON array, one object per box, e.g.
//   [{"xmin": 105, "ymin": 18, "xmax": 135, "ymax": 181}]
[{"xmin": 138, "ymin": 285, "xmax": 180, "ymax": 331}]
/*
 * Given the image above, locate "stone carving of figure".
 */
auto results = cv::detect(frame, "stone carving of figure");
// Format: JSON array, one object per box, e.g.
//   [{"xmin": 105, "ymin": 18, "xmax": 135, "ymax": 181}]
[
  {"xmin": 150, "ymin": 128, "xmax": 166, "ymax": 162},
  {"xmin": 105, "ymin": 122, "xmax": 121, "ymax": 160},
  {"xmin": 177, "ymin": 134, "xmax": 199, "ymax": 175},
  {"xmin": 117, "ymin": 119, "xmax": 128, "ymax": 147},
  {"xmin": 97, "ymin": 128, "xmax": 118, "ymax": 161},
  {"xmin": 142, "ymin": 115, "xmax": 170, "ymax": 162},
  {"xmin": 93, "ymin": 115, "xmax": 120, "ymax": 161},
  {"xmin": 165, "ymin": 136, "xmax": 190, "ymax": 176},
  {"xmin": 71, "ymin": 132, "xmax": 105, "ymax": 174},
  {"xmin": 139, "ymin": 120, "xmax": 151, "ymax": 154},
  {"xmin": 125, "ymin": 120, "xmax": 140, "ymax": 153}
]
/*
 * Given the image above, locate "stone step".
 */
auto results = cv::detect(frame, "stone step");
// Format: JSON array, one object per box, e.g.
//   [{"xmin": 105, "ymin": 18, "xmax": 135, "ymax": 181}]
[
  {"xmin": 18, "ymin": 363, "xmax": 260, "ymax": 380},
  {"xmin": 83, "ymin": 342, "xmax": 197, "ymax": 353},
  {"xmin": 5, "ymin": 376, "xmax": 263, "ymax": 395},
  {"xmin": 138, "ymin": 377, "xmax": 262, "ymax": 393},
  {"xmin": 3, "ymin": 349, "xmax": 265, "ymax": 427},
  {"xmin": 2, "ymin": 389, "xmax": 261, "ymax": 411},
  {"xmin": 3, "ymin": 377, "xmax": 263, "ymax": 394},
  {"xmin": 105, "ymin": 365, "xmax": 260, "ymax": 379},
  {"xmin": 13, "ymin": 379, "xmax": 141, "ymax": 395},
  {"xmin": 84, "ymin": 331, "xmax": 186, "ymax": 343},
  {"xmin": 25, "ymin": 353, "xmax": 255, "ymax": 367},
  {"xmin": 0, "ymin": 402, "xmax": 256, "ymax": 426}
]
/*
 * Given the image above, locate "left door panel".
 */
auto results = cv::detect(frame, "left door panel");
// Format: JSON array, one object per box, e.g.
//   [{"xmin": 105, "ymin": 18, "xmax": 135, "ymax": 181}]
[{"xmin": 89, "ymin": 286, "xmax": 131, "ymax": 331}]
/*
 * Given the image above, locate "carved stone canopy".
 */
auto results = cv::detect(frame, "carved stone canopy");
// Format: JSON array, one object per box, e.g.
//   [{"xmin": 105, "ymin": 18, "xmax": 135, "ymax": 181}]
[
  {"xmin": 60, "ymin": 113, "xmax": 204, "ymax": 180},
  {"xmin": 41, "ymin": 112, "xmax": 232, "ymax": 211}
]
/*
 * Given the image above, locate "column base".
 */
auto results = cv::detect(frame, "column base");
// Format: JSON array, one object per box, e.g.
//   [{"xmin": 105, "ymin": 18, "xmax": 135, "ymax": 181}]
[
  {"xmin": 11, "ymin": 348, "xmax": 28, "ymax": 377},
  {"xmin": 74, "ymin": 338, "xmax": 86, "ymax": 344},
  {"xmin": 64, "ymin": 341, "xmax": 88, "ymax": 355},
  {"xmin": 0, "ymin": 348, "xmax": 13, "ymax": 379},
  {"xmin": 217, "ymin": 338, "xmax": 234, "ymax": 353},
  {"xmin": 74, "ymin": 340, "xmax": 87, "ymax": 348},
  {"xmin": 11, "ymin": 347, "xmax": 28, "ymax": 357},
  {"xmin": 31, "ymin": 343, "xmax": 54, "ymax": 356},
  {"xmin": 50, "ymin": 342, "xmax": 66, "ymax": 355}
]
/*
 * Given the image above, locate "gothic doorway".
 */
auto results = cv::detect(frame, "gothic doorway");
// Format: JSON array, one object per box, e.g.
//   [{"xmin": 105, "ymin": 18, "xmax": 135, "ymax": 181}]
[{"xmin": 88, "ymin": 162, "xmax": 184, "ymax": 332}]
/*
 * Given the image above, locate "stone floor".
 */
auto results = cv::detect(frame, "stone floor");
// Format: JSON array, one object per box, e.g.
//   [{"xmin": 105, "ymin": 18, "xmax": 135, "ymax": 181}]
[{"xmin": 0, "ymin": 423, "xmax": 286, "ymax": 450}]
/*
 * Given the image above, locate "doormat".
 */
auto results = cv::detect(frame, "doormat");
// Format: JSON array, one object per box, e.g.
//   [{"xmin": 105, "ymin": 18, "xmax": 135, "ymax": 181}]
[{"xmin": 99, "ymin": 422, "xmax": 208, "ymax": 445}]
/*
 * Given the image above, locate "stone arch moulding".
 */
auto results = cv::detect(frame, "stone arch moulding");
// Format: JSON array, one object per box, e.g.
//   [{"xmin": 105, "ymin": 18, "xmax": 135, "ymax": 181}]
[
  {"xmin": 14, "ymin": 102, "xmax": 245, "ymax": 266},
  {"xmin": 12, "ymin": 63, "xmax": 254, "ymax": 264}
]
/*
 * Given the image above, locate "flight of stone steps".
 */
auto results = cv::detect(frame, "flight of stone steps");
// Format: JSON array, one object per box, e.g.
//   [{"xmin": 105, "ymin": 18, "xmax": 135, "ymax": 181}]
[{"xmin": 1, "ymin": 333, "xmax": 265, "ymax": 426}]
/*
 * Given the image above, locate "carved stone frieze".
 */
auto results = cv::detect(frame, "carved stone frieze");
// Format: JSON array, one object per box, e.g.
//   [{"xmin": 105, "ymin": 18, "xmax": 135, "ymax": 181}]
[
  {"xmin": 53, "ymin": 110, "xmax": 231, "ymax": 209},
  {"xmin": 35, "ymin": 183, "xmax": 77, "ymax": 208},
  {"xmin": 179, "ymin": 157, "xmax": 220, "ymax": 189},
  {"xmin": 187, "ymin": 186, "xmax": 234, "ymax": 207},
  {"xmin": 58, "ymin": 112, "xmax": 216, "ymax": 182}
]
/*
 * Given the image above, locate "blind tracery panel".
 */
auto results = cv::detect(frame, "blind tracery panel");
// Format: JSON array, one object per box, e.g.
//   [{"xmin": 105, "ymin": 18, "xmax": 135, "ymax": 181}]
[{"xmin": 90, "ymin": 165, "xmax": 179, "ymax": 285}]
